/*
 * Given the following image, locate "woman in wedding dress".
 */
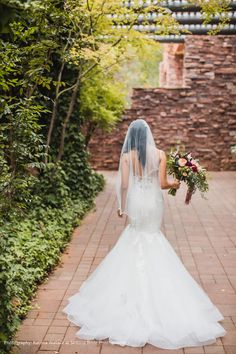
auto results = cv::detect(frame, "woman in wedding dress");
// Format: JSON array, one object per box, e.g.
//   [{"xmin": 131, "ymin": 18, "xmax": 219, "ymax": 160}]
[{"xmin": 62, "ymin": 118, "xmax": 226, "ymax": 349}]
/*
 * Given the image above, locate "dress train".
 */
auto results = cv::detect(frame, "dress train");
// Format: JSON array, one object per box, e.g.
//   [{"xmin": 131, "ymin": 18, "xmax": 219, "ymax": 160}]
[{"xmin": 62, "ymin": 221, "xmax": 226, "ymax": 349}]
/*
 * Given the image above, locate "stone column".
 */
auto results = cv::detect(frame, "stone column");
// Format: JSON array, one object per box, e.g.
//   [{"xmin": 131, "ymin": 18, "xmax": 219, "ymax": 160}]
[{"xmin": 159, "ymin": 43, "xmax": 184, "ymax": 87}]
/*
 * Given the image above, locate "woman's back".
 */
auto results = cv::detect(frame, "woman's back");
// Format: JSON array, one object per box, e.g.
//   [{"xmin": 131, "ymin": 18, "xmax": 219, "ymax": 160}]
[{"xmin": 125, "ymin": 148, "xmax": 164, "ymax": 231}]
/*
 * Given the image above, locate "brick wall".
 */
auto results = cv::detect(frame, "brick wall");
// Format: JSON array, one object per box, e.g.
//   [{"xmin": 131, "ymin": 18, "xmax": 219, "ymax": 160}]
[{"xmin": 88, "ymin": 35, "xmax": 236, "ymax": 171}]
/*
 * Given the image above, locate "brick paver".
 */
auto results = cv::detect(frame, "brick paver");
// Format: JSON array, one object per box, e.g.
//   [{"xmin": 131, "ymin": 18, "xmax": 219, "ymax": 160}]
[{"xmin": 13, "ymin": 171, "xmax": 236, "ymax": 354}]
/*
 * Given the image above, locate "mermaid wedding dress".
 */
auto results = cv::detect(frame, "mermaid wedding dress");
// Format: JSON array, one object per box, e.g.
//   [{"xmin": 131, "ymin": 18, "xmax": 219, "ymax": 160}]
[{"xmin": 62, "ymin": 119, "xmax": 226, "ymax": 349}]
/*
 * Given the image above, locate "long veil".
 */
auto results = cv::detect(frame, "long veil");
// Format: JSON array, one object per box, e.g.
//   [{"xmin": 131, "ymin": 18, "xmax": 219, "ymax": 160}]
[{"xmin": 116, "ymin": 119, "xmax": 161, "ymax": 221}]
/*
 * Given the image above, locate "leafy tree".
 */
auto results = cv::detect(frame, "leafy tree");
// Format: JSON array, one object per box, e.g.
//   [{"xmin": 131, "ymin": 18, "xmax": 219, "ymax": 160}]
[{"xmin": 80, "ymin": 68, "xmax": 126, "ymax": 146}]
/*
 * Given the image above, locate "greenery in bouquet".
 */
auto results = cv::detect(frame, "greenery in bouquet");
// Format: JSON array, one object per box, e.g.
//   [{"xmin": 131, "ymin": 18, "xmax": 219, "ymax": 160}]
[{"xmin": 167, "ymin": 148, "xmax": 209, "ymax": 204}]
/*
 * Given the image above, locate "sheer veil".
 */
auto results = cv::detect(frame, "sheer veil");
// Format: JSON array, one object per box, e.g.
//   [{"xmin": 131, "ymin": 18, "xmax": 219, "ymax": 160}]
[{"xmin": 116, "ymin": 119, "xmax": 160, "ymax": 218}]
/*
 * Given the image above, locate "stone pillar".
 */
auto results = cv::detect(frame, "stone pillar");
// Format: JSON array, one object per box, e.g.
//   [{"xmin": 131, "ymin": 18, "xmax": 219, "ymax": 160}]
[{"xmin": 159, "ymin": 43, "xmax": 184, "ymax": 87}]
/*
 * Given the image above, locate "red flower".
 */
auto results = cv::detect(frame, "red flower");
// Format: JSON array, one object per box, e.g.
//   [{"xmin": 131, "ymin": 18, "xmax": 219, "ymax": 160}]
[{"xmin": 191, "ymin": 165, "xmax": 198, "ymax": 172}]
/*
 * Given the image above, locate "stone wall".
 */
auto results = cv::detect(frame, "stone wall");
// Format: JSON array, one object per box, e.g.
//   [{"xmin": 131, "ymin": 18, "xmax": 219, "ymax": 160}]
[{"xmin": 88, "ymin": 35, "xmax": 236, "ymax": 171}]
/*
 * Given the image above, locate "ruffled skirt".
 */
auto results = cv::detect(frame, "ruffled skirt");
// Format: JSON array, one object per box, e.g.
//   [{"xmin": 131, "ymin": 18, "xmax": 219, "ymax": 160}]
[{"xmin": 62, "ymin": 224, "xmax": 226, "ymax": 349}]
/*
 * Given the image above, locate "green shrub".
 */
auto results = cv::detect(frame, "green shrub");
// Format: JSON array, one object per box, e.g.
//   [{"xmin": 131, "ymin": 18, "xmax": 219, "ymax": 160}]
[{"xmin": 0, "ymin": 180, "xmax": 104, "ymax": 354}]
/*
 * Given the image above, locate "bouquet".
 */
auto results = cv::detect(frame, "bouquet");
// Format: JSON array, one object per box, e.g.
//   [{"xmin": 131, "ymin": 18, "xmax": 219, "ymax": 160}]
[{"xmin": 167, "ymin": 149, "xmax": 209, "ymax": 204}]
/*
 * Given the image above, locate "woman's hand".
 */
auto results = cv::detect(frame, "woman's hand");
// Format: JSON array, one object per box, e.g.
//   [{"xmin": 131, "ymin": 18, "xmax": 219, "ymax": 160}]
[
  {"xmin": 171, "ymin": 179, "xmax": 181, "ymax": 189},
  {"xmin": 117, "ymin": 209, "xmax": 123, "ymax": 218}
]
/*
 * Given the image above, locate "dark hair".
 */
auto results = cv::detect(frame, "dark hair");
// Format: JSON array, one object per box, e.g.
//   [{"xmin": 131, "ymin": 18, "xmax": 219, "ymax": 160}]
[{"xmin": 123, "ymin": 120, "xmax": 147, "ymax": 168}]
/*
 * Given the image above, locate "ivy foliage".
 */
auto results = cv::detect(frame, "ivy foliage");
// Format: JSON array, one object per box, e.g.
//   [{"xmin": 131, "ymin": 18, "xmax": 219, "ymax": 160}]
[{"xmin": 0, "ymin": 198, "xmax": 93, "ymax": 353}]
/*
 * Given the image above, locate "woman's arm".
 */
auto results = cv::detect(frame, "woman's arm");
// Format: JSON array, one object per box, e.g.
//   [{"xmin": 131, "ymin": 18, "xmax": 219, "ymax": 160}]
[
  {"xmin": 118, "ymin": 153, "xmax": 130, "ymax": 217},
  {"xmin": 158, "ymin": 150, "xmax": 180, "ymax": 190}
]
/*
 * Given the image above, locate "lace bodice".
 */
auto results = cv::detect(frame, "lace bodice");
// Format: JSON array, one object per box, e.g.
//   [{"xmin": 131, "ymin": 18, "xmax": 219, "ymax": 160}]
[{"xmin": 126, "ymin": 175, "xmax": 164, "ymax": 232}]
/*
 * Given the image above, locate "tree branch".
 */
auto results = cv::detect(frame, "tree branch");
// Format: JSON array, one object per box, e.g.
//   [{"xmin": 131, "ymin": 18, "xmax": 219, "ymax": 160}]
[{"xmin": 45, "ymin": 31, "xmax": 72, "ymax": 163}]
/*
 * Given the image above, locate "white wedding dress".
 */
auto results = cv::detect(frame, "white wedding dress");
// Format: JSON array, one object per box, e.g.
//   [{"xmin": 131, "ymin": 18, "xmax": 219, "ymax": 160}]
[{"xmin": 62, "ymin": 175, "xmax": 226, "ymax": 349}]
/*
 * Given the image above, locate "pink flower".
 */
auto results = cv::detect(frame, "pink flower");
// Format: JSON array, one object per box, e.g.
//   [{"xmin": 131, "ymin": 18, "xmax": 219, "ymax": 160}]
[{"xmin": 178, "ymin": 158, "xmax": 187, "ymax": 167}]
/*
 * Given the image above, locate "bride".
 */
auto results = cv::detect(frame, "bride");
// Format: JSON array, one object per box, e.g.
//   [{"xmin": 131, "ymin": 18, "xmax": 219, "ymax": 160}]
[{"xmin": 62, "ymin": 118, "xmax": 226, "ymax": 349}]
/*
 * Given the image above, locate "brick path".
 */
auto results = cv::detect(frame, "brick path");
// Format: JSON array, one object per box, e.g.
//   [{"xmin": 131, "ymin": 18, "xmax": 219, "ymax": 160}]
[{"xmin": 13, "ymin": 171, "xmax": 236, "ymax": 354}]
